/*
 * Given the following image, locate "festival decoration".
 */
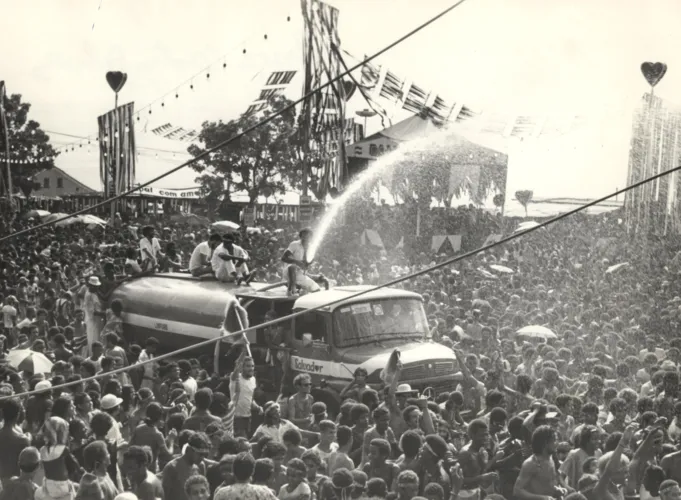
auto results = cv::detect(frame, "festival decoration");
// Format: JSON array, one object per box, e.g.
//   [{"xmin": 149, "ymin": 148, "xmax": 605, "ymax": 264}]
[
  {"xmin": 54, "ymin": 14, "xmax": 295, "ymax": 153},
  {"xmin": 299, "ymin": 0, "xmax": 350, "ymax": 197},
  {"xmin": 641, "ymin": 62, "xmax": 667, "ymax": 87},
  {"xmin": 0, "ymin": 81, "xmax": 11, "ymax": 197},
  {"xmin": 105, "ymin": 71, "xmax": 128, "ymax": 93},
  {"xmin": 98, "ymin": 102, "xmax": 136, "ymax": 197}
]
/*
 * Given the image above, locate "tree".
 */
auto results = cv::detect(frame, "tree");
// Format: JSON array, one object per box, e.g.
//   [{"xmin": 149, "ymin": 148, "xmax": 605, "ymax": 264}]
[
  {"xmin": 188, "ymin": 96, "xmax": 302, "ymax": 209},
  {"xmin": 0, "ymin": 93, "xmax": 59, "ymax": 195},
  {"xmin": 515, "ymin": 190, "xmax": 534, "ymax": 217}
]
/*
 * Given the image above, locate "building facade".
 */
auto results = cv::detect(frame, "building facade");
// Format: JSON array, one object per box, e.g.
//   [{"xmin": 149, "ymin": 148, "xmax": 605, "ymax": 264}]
[{"xmin": 32, "ymin": 167, "xmax": 96, "ymax": 198}]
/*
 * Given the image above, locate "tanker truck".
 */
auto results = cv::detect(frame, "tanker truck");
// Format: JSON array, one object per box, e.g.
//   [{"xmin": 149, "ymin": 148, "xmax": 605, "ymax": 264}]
[{"xmin": 110, "ymin": 272, "xmax": 459, "ymax": 414}]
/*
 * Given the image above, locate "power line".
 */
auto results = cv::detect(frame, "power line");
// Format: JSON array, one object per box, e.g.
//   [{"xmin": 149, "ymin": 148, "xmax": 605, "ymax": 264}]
[
  {"xmin": 0, "ymin": 0, "xmax": 472, "ymax": 244},
  {"xmin": 1, "ymin": 164, "xmax": 676, "ymax": 402}
]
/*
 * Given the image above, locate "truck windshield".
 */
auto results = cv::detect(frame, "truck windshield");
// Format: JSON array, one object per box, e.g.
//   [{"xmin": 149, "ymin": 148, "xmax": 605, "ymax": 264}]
[{"xmin": 333, "ymin": 299, "xmax": 428, "ymax": 347}]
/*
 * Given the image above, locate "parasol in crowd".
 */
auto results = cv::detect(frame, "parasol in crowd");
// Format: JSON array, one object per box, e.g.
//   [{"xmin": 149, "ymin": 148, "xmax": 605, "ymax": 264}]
[
  {"xmin": 606, "ymin": 262, "xmax": 630, "ymax": 274},
  {"xmin": 77, "ymin": 214, "xmax": 107, "ymax": 226},
  {"xmin": 43, "ymin": 213, "xmax": 70, "ymax": 224},
  {"xmin": 6, "ymin": 349, "xmax": 54, "ymax": 374},
  {"xmin": 24, "ymin": 209, "xmax": 51, "ymax": 219},
  {"xmin": 490, "ymin": 264, "xmax": 514, "ymax": 274},
  {"xmin": 211, "ymin": 220, "xmax": 240, "ymax": 233},
  {"xmin": 514, "ymin": 221, "xmax": 541, "ymax": 233},
  {"xmin": 477, "ymin": 267, "xmax": 498, "ymax": 280},
  {"xmin": 516, "ymin": 325, "xmax": 557, "ymax": 340}
]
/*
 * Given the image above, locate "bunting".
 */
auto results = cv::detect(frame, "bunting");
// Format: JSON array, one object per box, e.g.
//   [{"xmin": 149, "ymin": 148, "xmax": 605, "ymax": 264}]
[
  {"xmin": 98, "ymin": 102, "xmax": 137, "ymax": 197},
  {"xmin": 379, "ymin": 71, "xmax": 406, "ymax": 103},
  {"xmin": 402, "ymin": 83, "xmax": 429, "ymax": 114},
  {"xmin": 266, "ymin": 71, "xmax": 297, "ymax": 86},
  {"xmin": 427, "ymin": 95, "xmax": 452, "ymax": 124},
  {"xmin": 151, "ymin": 123, "xmax": 198, "ymax": 142},
  {"xmin": 0, "ymin": 81, "xmax": 11, "ymax": 197},
  {"xmin": 360, "ymin": 59, "xmax": 381, "ymax": 89}
]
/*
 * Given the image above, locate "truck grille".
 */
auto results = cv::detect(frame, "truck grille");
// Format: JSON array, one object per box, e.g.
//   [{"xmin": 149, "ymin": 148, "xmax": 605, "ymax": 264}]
[{"xmin": 401, "ymin": 360, "xmax": 455, "ymax": 381}]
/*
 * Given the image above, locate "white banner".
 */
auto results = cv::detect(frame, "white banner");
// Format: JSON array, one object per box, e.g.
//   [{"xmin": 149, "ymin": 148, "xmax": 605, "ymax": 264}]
[{"xmin": 134, "ymin": 186, "xmax": 202, "ymax": 199}]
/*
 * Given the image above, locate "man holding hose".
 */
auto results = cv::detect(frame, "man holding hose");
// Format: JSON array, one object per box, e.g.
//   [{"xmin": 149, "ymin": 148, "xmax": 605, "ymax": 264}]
[{"xmin": 282, "ymin": 228, "xmax": 328, "ymax": 296}]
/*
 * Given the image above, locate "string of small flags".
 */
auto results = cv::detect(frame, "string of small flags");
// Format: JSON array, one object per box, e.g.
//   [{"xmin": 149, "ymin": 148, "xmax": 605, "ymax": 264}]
[{"xmin": 55, "ymin": 14, "xmax": 293, "ymax": 156}]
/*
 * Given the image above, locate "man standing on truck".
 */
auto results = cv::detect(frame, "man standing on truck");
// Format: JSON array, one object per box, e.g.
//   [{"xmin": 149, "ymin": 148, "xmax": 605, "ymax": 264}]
[{"xmin": 282, "ymin": 228, "xmax": 328, "ymax": 296}]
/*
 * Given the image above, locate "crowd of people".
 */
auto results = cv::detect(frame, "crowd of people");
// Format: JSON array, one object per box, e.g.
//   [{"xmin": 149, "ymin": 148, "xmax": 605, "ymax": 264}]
[{"xmin": 1, "ymin": 200, "xmax": 681, "ymax": 500}]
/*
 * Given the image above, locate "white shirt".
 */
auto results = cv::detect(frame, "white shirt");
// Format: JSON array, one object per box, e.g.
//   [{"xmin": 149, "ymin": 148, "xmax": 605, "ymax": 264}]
[
  {"xmin": 2, "ymin": 305, "xmax": 17, "ymax": 328},
  {"xmin": 189, "ymin": 241, "xmax": 212, "ymax": 271},
  {"xmin": 183, "ymin": 377, "xmax": 198, "ymax": 400},
  {"xmin": 286, "ymin": 240, "xmax": 306, "ymax": 262},
  {"xmin": 212, "ymin": 243, "xmax": 248, "ymax": 276},
  {"xmin": 229, "ymin": 373, "xmax": 256, "ymax": 418},
  {"xmin": 253, "ymin": 420, "xmax": 299, "ymax": 444},
  {"xmin": 139, "ymin": 237, "xmax": 162, "ymax": 263}
]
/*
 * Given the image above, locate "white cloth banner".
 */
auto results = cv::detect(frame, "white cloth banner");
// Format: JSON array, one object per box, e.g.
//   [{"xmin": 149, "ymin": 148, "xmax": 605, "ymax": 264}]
[{"xmin": 135, "ymin": 186, "xmax": 202, "ymax": 199}]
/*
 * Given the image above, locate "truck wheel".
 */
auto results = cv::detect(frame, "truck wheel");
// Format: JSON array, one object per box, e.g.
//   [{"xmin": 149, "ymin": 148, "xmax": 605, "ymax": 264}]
[{"xmin": 311, "ymin": 389, "xmax": 341, "ymax": 420}]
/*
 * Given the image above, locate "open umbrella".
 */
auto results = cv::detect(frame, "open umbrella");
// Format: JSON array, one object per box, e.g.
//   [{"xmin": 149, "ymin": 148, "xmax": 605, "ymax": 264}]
[
  {"xmin": 514, "ymin": 221, "xmax": 541, "ymax": 233},
  {"xmin": 77, "ymin": 214, "xmax": 107, "ymax": 225},
  {"xmin": 211, "ymin": 220, "xmax": 240, "ymax": 233},
  {"xmin": 24, "ymin": 209, "xmax": 50, "ymax": 219},
  {"xmin": 606, "ymin": 262, "xmax": 630, "ymax": 274},
  {"xmin": 6, "ymin": 349, "xmax": 53, "ymax": 374},
  {"xmin": 516, "ymin": 325, "xmax": 557, "ymax": 340},
  {"xmin": 490, "ymin": 264, "xmax": 514, "ymax": 274},
  {"xmin": 171, "ymin": 213, "xmax": 210, "ymax": 226},
  {"xmin": 477, "ymin": 267, "xmax": 498, "ymax": 280},
  {"xmin": 43, "ymin": 213, "xmax": 70, "ymax": 224}
]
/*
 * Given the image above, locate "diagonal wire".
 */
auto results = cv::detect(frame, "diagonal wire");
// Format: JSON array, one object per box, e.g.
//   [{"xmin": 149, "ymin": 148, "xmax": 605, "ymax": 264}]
[
  {"xmin": 0, "ymin": 0, "xmax": 471, "ymax": 245},
  {"xmin": 1, "ymin": 164, "xmax": 677, "ymax": 401}
]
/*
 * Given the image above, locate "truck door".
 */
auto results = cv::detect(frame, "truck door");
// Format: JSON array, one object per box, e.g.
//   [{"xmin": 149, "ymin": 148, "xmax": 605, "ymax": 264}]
[{"xmin": 290, "ymin": 310, "xmax": 332, "ymax": 382}]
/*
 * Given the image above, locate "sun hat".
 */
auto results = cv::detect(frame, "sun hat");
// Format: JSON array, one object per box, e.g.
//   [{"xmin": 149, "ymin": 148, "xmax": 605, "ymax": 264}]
[
  {"xmin": 100, "ymin": 394, "xmax": 123, "ymax": 411},
  {"xmin": 395, "ymin": 383, "xmax": 418, "ymax": 395},
  {"xmin": 35, "ymin": 380, "xmax": 52, "ymax": 391},
  {"xmin": 88, "ymin": 276, "xmax": 101, "ymax": 286}
]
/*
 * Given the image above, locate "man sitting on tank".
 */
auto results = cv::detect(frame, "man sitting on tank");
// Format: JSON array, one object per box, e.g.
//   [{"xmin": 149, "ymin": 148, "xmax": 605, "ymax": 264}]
[
  {"xmin": 282, "ymin": 227, "xmax": 329, "ymax": 296},
  {"xmin": 189, "ymin": 233, "xmax": 222, "ymax": 277},
  {"xmin": 211, "ymin": 233, "xmax": 253, "ymax": 284}
]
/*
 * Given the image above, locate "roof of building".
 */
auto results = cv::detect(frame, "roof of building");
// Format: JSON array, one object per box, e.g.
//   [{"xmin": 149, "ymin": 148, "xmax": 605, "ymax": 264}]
[{"xmin": 33, "ymin": 166, "xmax": 97, "ymax": 193}]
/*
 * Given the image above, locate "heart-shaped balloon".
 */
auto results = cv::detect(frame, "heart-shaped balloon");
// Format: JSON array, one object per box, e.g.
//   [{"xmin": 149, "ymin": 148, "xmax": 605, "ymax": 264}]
[
  {"xmin": 105, "ymin": 71, "xmax": 128, "ymax": 93},
  {"xmin": 641, "ymin": 62, "xmax": 667, "ymax": 87}
]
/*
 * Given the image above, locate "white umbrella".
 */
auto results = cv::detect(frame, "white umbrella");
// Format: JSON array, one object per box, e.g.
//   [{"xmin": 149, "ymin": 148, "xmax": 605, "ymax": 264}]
[
  {"xmin": 6, "ymin": 349, "xmax": 53, "ymax": 374},
  {"xmin": 490, "ymin": 264, "xmax": 514, "ymax": 274},
  {"xmin": 43, "ymin": 213, "xmax": 70, "ymax": 224},
  {"xmin": 211, "ymin": 220, "xmax": 240, "ymax": 233},
  {"xmin": 247, "ymin": 227, "xmax": 262, "ymax": 235},
  {"xmin": 477, "ymin": 267, "xmax": 498, "ymax": 280},
  {"xmin": 606, "ymin": 262, "xmax": 630, "ymax": 274},
  {"xmin": 516, "ymin": 325, "xmax": 557, "ymax": 340},
  {"xmin": 24, "ymin": 209, "xmax": 50, "ymax": 219},
  {"xmin": 78, "ymin": 214, "xmax": 106, "ymax": 225},
  {"xmin": 54, "ymin": 217, "xmax": 79, "ymax": 227},
  {"xmin": 514, "ymin": 221, "xmax": 541, "ymax": 233}
]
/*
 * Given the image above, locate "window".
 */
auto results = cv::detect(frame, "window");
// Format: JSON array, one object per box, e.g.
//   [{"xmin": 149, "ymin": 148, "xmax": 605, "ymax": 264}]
[
  {"xmin": 43, "ymin": 178, "xmax": 50, "ymax": 188},
  {"xmin": 294, "ymin": 311, "xmax": 327, "ymax": 343},
  {"xmin": 57, "ymin": 177, "xmax": 63, "ymax": 188}
]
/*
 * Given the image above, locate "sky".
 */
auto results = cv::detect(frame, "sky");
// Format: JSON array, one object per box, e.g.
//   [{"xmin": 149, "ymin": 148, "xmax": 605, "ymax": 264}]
[{"xmin": 2, "ymin": 0, "xmax": 681, "ymax": 204}]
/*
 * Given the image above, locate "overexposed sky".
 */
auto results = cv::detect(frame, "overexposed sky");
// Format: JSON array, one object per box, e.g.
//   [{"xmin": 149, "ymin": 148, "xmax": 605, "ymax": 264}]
[{"xmin": 2, "ymin": 0, "xmax": 680, "ymax": 196}]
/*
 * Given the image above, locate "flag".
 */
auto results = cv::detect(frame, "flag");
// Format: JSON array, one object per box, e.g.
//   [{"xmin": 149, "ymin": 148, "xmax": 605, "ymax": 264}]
[
  {"xmin": 402, "ymin": 83, "xmax": 429, "ymax": 114},
  {"xmin": 257, "ymin": 88, "xmax": 285, "ymax": 101},
  {"xmin": 427, "ymin": 95, "xmax": 451, "ymax": 124},
  {"xmin": 379, "ymin": 71, "xmax": 405, "ymax": 103},
  {"xmin": 0, "ymin": 81, "xmax": 11, "ymax": 197},
  {"xmin": 98, "ymin": 102, "xmax": 136, "ymax": 197},
  {"xmin": 266, "ymin": 71, "xmax": 297, "ymax": 86},
  {"xmin": 360, "ymin": 59, "xmax": 381, "ymax": 89}
]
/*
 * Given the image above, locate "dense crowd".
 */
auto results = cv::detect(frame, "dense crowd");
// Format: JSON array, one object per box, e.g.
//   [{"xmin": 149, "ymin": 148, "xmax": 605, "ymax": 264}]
[{"xmin": 1, "ymin": 202, "xmax": 681, "ymax": 500}]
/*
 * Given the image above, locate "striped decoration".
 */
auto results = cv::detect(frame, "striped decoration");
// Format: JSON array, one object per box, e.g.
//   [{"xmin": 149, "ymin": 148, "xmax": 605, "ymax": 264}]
[
  {"xmin": 98, "ymin": 102, "xmax": 137, "ymax": 197},
  {"xmin": 0, "ymin": 81, "xmax": 11, "ymax": 197}
]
